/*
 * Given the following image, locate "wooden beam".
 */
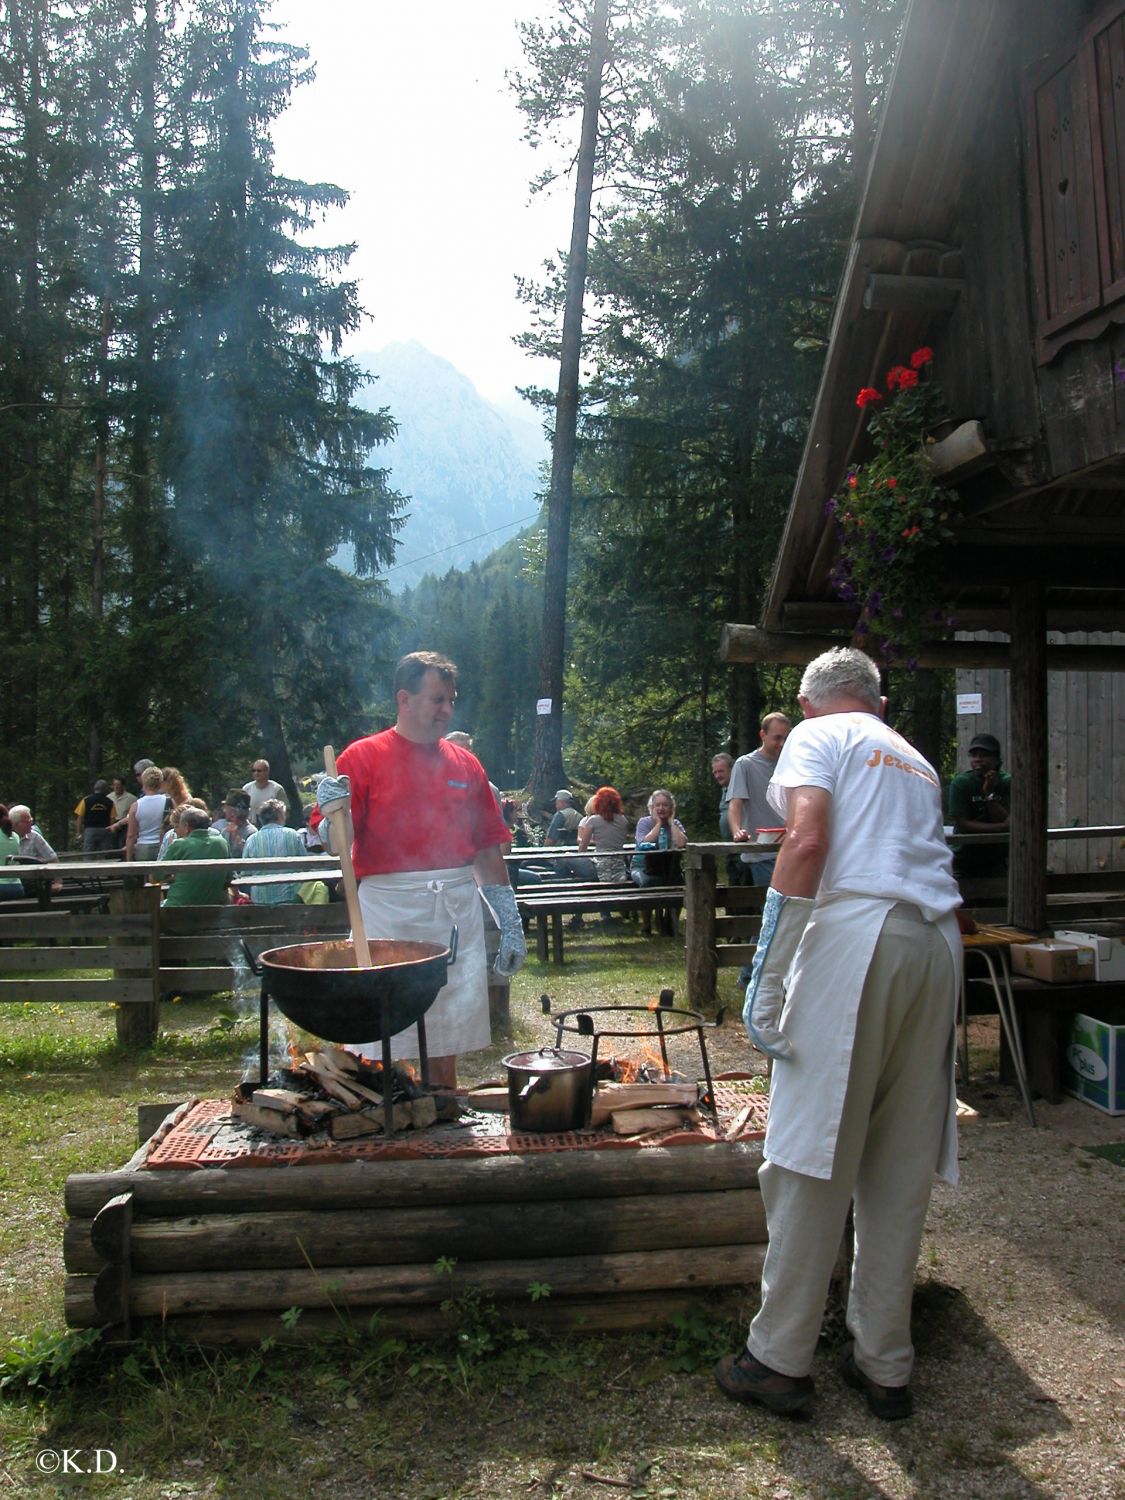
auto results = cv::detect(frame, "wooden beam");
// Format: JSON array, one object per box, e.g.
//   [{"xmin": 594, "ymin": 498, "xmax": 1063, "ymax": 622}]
[
  {"xmin": 777, "ymin": 601, "xmax": 1125, "ymax": 634},
  {"xmin": 927, "ymin": 420, "xmax": 989, "ymax": 476},
  {"xmin": 1008, "ymin": 581, "xmax": 1048, "ymax": 932},
  {"xmin": 863, "ymin": 273, "xmax": 965, "ymax": 311},
  {"xmin": 720, "ymin": 624, "xmax": 1125, "ymax": 672}
]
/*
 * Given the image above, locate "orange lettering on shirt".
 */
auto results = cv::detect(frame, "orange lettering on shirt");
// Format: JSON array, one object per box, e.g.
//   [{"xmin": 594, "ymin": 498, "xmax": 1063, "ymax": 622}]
[{"xmin": 866, "ymin": 749, "xmax": 882, "ymax": 767}]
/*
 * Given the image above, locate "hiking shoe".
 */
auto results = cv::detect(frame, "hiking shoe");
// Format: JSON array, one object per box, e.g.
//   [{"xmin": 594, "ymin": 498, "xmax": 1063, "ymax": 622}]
[
  {"xmin": 714, "ymin": 1349, "xmax": 814, "ymax": 1415},
  {"xmin": 840, "ymin": 1345, "xmax": 913, "ymax": 1420}
]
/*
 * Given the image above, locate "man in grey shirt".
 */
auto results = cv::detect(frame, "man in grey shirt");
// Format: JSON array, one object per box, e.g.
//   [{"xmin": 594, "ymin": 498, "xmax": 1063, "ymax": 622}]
[{"xmin": 728, "ymin": 713, "xmax": 791, "ymax": 886}]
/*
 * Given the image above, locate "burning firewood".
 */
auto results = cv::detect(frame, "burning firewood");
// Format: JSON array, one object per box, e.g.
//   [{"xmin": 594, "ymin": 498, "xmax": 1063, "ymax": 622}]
[{"xmin": 230, "ymin": 1043, "xmax": 451, "ymax": 1140}]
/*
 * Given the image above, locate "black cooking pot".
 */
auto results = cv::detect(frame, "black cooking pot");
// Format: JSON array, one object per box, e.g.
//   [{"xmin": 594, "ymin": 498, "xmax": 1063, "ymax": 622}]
[
  {"xmin": 257, "ymin": 930, "xmax": 457, "ymax": 1045},
  {"xmin": 503, "ymin": 1047, "xmax": 593, "ymax": 1133}
]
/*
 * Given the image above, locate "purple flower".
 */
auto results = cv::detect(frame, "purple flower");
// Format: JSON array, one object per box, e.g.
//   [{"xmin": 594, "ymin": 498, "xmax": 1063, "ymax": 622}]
[
  {"xmin": 825, "ymin": 497, "xmax": 837, "ymax": 515},
  {"xmin": 867, "ymin": 591, "xmax": 882, "ymax": 611},
  {"xmin": 880, "ymin": 546, "xmax": 896, "ymax": 562},
  {"xmin": 1115, "ymin": 357, "xmax": 1125, "ymax": 384},
  {"xmin": 907, "ymin": 657, "xmax": 919, "ymax": 670}
]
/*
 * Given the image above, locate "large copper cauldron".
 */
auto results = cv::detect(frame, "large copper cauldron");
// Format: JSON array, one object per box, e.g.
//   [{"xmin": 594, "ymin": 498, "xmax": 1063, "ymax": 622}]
[{"xmin": 257, "ymin": 930, "xmax": 457, "ymax": 1045}]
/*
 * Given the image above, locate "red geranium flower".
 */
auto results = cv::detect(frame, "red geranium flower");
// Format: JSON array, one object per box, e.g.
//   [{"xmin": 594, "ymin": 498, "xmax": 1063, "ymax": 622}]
[
  {"xmin": 910, "ymin": 346, "xmax": 934, "ymax": 368},
  {"xmin": 886, "ymin": 477, "xmax": 897, "ymax": 488},
  {"xmin": 885, "ymin": 365, "xmax": 909, "ymax": 390},
  {"xmin": 856, "ymin": 386, "xmax": 882, "ymax": 408}
]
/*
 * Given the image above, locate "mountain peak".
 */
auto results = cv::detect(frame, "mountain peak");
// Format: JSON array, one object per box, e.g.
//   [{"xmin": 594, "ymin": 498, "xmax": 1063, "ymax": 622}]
[{"xmin": 347, "ymin": 343, "xmax": 546, "ymax": 591}]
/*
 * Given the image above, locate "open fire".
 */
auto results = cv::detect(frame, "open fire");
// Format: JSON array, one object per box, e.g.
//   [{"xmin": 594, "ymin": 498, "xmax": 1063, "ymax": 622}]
[{"xmin": 231, "ymin": 1046, "xmax": 458, "ymax": 1139}]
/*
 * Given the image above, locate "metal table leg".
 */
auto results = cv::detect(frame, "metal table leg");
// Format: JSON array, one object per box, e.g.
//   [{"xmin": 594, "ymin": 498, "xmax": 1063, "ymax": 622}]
[
  {"xmin": 979, "ymin": 947, "xmax": 1036, "ymax": 1127},
  {"xmin": 957, "ymin": 968, "xmax": 971, "ymax": 1085}
]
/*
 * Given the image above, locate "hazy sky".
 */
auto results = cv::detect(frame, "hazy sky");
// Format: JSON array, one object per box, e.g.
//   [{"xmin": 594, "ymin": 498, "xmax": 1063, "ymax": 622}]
[{"xmin": 266, "ymin": 0, "xmax": 571, "ymax": 407}]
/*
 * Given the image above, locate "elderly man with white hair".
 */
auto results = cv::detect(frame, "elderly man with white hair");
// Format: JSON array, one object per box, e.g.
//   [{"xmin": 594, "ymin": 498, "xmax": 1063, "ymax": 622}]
[
  {"xmin": 715, "ymin": 647, "xmax": 961, "ymax": 1423},
  {"xmin": 8, "ymin": 805, "xmax": 61, "ymax": 897},
  {"xmin": 8, "ymin": 805, "xmax": 56, "ymax": 863}
]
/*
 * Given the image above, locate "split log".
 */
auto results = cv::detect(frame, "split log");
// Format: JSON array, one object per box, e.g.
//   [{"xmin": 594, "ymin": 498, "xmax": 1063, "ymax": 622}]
[
  {"xmin": 62, "ymin": 1187, "xmax": 766, "ymax": 1275},
  {"xmin": 610, "ymin": 1108, "xmax": 693, "ymax": 1136},
  {"xmin": 229, "ymin": 1101, "xmax": 302, "ymax": 1137},
  {"xmin": 329, "ymin": 1108, "xmax": 387, "ymax": 1140},
  {"xmin": 251, "ymin": 1088, "xmax": 308, "ymax": 1113},
  {"xmin": 462, "ymin": 1086, "xmax": 511, "ymax": 1113},
  {"xmin": 296, "ymin": 1053, "xmax": 365, "ymax": 1108},
  {"xmin": 724, "ymin": 1103, "xmax": 757, "ymax": 1142},
  {"xmin": 590, "ymin": 1081, "xmax": 698, "ymax": 1126},
  {"xmin": 65, "ymin": 1142, "xmax": 764, "ymax": 1217},
  {"xmin": 64, "ymin": 1241, "xmax": 769, "ymax": 1322}
]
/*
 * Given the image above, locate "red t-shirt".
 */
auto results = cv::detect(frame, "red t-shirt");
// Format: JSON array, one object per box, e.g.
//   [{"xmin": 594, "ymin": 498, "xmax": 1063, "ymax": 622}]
[{"xmin": 329, "ymin": 729, "xmax": 508, "ymax": 879}]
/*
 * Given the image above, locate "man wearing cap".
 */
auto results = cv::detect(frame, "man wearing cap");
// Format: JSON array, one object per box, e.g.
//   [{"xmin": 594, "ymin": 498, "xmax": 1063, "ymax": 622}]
[
  {"xmin": 545, "ymin": 789, "xmax": 595, "ymax": 887},
  {"xmin": 546, "ymin": 790, "xmax": 581, "ymax": 847},
  {"xmin": 75, "ymin": 780, "xmax": 116, "ymax": 853},
  {"xmin": 215, "ymin": 791, "xmax": 256, "ymax": 857},
  {"xmin": 948, "ymin": 733, "xmax": 1010, "ymax": 879}
]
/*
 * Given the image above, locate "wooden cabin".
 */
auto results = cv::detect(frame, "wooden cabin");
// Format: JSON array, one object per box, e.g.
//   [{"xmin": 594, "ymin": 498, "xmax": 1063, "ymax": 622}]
[{"xmin": 722, "ymin": 0, "xmax": 1125, "ymax": 928}]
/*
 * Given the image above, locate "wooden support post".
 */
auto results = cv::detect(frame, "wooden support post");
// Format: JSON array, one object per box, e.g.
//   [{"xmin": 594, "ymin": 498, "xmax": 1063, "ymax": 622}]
[
  {"xmin": 1009, "ymin": 579, "xmax": 1048, "ymax": 932},
  {"xmin": 109, "ymin": 884, "xmax": 160, "ymax": 1047},
  {"xmin": 683, "ymin": 848, "xmax": 718, "ymax": 1011}
]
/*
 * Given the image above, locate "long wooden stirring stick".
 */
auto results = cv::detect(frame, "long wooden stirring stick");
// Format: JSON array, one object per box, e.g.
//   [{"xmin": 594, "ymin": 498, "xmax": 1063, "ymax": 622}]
[{"xmin": 321, "ymin": 745, "xmax": 372, "ymax": 966}]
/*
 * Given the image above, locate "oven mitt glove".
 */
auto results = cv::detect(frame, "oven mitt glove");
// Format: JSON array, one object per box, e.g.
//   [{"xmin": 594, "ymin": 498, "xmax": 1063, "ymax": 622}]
[
  {"xmin": 314, "ymin": 774, "xmax": 351, "ymax": 855},
  {"xmin": 316, "ymin": 773, "xmax": 350, "ymax": 811},
  {"xmin": 742, "ymin": 887, "xmax": 814, "ymax": 1060},
  {"xmin": 482, "ymin": 882, "xmax": 527, "ymax": 977}
]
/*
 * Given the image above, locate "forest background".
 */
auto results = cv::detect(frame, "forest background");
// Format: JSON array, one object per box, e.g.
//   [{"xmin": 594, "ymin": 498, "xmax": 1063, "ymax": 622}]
[{"xmin": 2, "ymin": 0, "xmax": 950, "ymax": 844}]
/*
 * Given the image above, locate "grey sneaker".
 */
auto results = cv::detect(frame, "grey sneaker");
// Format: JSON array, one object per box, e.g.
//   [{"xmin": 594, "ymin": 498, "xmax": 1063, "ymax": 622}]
[{"xmin": 714, "ymin": 1349, "xmax": 814, "ymax": 1415}]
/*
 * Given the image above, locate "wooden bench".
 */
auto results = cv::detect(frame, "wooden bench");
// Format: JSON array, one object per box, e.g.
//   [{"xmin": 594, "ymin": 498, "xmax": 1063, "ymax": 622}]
[{"xmin": 516, "ymin": 882, "xmax": 685, "ymax": 965}]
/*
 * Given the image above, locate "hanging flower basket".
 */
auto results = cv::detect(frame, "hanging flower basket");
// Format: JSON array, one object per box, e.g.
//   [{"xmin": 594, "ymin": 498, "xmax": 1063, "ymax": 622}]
[{"xmin": 826, "ymin": 347, "xmax": 959, "ymax": 667}]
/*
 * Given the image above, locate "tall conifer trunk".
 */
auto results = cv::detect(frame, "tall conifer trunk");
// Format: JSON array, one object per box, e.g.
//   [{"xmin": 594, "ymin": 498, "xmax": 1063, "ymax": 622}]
[{"xmin": 528, "ymin": 0, "xmax": 610, "ymax": 807}]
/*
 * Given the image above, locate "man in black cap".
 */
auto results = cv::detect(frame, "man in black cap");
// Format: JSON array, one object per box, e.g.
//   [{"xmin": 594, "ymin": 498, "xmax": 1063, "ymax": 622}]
[{"xmin": 947, "ymin": 732, "xmax": 1011, "ymax": 878}]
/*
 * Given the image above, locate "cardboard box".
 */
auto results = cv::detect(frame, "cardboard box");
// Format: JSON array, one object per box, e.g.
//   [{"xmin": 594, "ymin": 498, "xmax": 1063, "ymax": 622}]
[
  {"xmin": 1052, "ymin": 928, "xmax": 1125, "ymax": 982},
  {"xmin": 1063, "ymin": 1010, "xmax": 1125, "ymax": 1114},
  {"xmin": 1009, "ymin": 940, "xmax": 1095, "ymax": 984}
]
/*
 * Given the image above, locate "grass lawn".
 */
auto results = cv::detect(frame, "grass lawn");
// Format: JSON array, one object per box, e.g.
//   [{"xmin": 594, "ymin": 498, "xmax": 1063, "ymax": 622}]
[
  {"xmin": 0, "ymin": 933, "xmax": 1107, "ymax": 1500},
  {"xmin": 0, "ymin": 934, "xmax": 764, "ymax": 1499}
]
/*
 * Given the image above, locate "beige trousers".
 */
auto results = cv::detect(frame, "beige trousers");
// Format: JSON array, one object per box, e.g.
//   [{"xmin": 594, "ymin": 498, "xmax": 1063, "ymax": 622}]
[{"xmin": 748, "ymin": 902, "xmax": 956, "ymax": 1386}]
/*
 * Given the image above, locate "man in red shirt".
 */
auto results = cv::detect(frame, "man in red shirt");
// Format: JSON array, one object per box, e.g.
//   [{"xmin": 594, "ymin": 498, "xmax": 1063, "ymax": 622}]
[{"xmin": 318, "ymin": 652, "xmax": 525, "ymax": 1088}]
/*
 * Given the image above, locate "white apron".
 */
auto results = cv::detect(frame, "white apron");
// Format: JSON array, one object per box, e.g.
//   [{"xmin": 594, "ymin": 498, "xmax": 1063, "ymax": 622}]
[
  {"xmin": 765, "ymin": 893, "xmax": 962, "ymax": 1185},
  {"xmin": 350, "ymin": 865, "xmax": 491, "ymax": 1063}
]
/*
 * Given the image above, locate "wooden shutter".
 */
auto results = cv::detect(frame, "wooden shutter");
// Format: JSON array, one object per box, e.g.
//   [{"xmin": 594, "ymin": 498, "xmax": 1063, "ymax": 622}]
[
  {"xmin": 1091, "ymin": 10, "xmax": 1125, "ymax": 305},
  {"xmin": 1030, "ymin": 53, "xmax": 1102, "ymax": 337}
]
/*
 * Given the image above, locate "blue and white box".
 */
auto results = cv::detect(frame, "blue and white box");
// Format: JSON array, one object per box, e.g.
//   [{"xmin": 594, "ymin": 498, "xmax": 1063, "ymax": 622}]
[{"xmin": 1063, "ymin": 1011, "xmax": 1125, "ymax": 1115}]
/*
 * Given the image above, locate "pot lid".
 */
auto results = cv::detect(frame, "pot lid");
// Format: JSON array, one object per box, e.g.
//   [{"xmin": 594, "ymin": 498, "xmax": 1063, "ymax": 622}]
[{"xmin": 502, "ymin": 1047, "xmax": 590, "ymax": 1070}]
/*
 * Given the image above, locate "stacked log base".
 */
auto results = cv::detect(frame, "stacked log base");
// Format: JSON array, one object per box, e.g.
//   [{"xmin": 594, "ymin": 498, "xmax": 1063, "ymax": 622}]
[{"xmin": 64, "ymin": 1142, "xmax": 767, "ymax": 1345}]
